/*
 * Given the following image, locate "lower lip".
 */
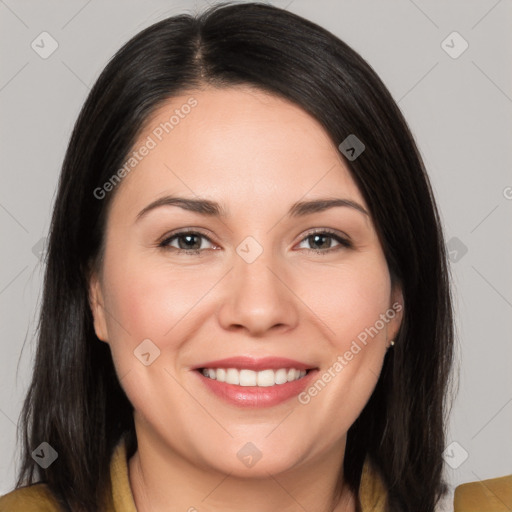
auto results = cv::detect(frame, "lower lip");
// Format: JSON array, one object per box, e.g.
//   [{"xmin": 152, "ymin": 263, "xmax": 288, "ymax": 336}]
[{"xmin": 195, "ymin": 370, "xmax": 317, "ymax": 408}]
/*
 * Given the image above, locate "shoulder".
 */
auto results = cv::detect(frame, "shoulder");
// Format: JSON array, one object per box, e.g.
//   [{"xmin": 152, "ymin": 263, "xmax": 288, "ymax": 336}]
[
  {"xmin": 358, "ymin": 457, "xmax": 387, "ymax": 511},
  {"xmin": 0, "ymin": 483, "xmax": 62, "ymax": 512},
  {"xmin": 454, "ymin": 474, "xmax": 512, "ymax": 511}
]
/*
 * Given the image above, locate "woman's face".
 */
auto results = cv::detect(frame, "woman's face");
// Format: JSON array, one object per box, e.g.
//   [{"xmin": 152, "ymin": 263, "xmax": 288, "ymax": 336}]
[{"xmin": 90, "ymin": 85, "xmax": 403, "ymax": 476}]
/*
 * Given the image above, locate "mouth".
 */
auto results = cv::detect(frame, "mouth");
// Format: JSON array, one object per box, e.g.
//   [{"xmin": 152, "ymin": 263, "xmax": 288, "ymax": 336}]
[
  {"xmin": 198, "ymin": 367, "xmax": 310, "ymax": 387},
  {"xmin": 192, "ymin": 356, "xmax": 318, "ymax": 407}
]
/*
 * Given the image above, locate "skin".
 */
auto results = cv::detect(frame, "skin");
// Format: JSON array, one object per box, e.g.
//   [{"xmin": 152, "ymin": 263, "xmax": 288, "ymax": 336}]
[{"xmin": 89, "ymin": 85, "xmax": 403, "ymax": 512}]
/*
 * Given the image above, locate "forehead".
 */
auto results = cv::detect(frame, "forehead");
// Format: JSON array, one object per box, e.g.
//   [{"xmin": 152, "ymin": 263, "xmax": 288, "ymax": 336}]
[{"xmin": 109, "ymin": 85, "xmax": 366, "ymax": 219}]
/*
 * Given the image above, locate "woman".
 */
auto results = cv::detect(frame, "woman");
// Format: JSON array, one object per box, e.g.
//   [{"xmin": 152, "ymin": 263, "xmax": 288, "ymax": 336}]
[{"xmin": 0, "ymin": 2, "xmax": 459, "ymax": 511}]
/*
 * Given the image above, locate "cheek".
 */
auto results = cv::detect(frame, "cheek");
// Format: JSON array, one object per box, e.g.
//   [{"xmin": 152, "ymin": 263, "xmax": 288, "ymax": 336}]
[
  {"xmin": 102, "ymin": 243, "xmax": 393, "ymax": 350},
  {"xmin": 295, "ymin": 260, "xmax": 393, "ymax": 441},
  {"xmin": 101, "ymin": 250, "xmax": 220, "ymax": 353},
  {"xmin": 300, "ymin": 254, "xmax": 393, "ymax": 347}
]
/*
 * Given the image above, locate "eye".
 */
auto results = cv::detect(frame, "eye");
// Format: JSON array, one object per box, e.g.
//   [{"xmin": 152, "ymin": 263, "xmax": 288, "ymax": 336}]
[
  {"xmin": 296, "ymin": 229, "xmax": 352, "ymax": 254},
  {"xmin": 158, "ymin": 231, "xmax": 216, "ymax": 254},
  {"xmin": 158, "ymin": 229, "xmax": 352, "ymax": 256}
]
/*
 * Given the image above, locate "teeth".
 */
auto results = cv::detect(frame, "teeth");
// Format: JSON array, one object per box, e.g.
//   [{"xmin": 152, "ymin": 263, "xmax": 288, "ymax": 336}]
[
  {"xmin": 201, "ymin": 367, "xmax": 307, "ymax": 386},
  {"xmin": 275, "ymin": 368, "xmax": 288, "ymax": 385},
  {"xmin": 226, "ymin": 368, "xmax": 239, "ymax": 385}
]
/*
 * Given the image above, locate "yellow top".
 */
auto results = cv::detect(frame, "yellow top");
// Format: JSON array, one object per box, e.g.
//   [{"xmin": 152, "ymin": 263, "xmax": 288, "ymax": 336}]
[
  {"xmin": 0, "ymin": 438, "xmax": 388, "ymax": 511},
  {"xmin": 0, "ymin": 437, "xmax": 510, "ymax": 511},
  {"xmin": 453, "ymin": 473, "xmax": 512, "ymax": 511}
]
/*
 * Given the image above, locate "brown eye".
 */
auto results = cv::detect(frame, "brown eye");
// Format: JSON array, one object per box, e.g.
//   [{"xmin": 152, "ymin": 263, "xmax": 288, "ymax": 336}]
[
  {"xmin": 297, "ymin": 230, "xmax": 352, "ymax": 254},
  {"xmin": 159, "ymin": 231, "xmax": 215, "ymax": 253}
]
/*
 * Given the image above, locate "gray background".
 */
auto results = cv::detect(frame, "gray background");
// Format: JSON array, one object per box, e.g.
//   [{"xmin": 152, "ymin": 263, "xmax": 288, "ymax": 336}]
[{"xmin": 1, "ymin": 0, "xmax": 511, "ymax": 507}]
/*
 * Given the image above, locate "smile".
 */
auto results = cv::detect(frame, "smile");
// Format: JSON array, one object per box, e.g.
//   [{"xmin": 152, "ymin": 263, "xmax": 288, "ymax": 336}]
[
  {"xmin": 200, "ymin": 367, "xmax": 308, "ymax": 387},
  {"xmin": 193, "ymin": 356, "xmax": 317, "ymax": 408}
]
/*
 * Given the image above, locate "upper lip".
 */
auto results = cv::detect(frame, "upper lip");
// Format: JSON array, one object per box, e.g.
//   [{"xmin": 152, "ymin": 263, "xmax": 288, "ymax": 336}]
[{"xmin": 193, "ymin": 356, "xmax": 315, "ymax": 372}]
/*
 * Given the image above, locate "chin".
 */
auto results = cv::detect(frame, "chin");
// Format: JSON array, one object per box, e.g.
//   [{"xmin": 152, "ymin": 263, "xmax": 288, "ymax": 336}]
[{"xmin": 206, "ymin": 454, "xmax": 302, "ymax": 479}]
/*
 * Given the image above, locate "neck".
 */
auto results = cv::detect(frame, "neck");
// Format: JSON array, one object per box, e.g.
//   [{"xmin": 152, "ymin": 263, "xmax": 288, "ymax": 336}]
[{"xmin": 128, "ymin": 425, "xmax": 357, "ymax": 512}]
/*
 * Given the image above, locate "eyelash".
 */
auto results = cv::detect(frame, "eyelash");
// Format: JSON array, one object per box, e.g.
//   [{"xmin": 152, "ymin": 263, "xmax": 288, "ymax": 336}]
[{"xmin": 158, "ymin": 229, "xmax": 352, "ymax": 256}]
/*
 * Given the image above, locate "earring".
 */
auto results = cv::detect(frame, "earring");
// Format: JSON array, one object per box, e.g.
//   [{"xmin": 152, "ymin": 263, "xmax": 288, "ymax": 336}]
[{"xmin": 388, "ymin": 340, "xmax": 395, "ymax": 348}]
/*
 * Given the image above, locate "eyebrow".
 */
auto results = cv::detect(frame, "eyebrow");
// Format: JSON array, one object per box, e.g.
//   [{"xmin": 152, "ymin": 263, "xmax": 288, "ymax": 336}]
[{"xmin": 135, "ymin": 195, "xmax": 369, "ymax": 222}]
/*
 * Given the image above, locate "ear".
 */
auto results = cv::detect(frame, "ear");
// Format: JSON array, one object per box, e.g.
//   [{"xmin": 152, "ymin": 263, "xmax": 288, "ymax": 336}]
[
  {"xmin": 88, "ymin": 271, "xmax": 109, "ymax": 343},
  {"xmin": 388, "ymin": 284, "xmax": 404, "ymax": 343}
]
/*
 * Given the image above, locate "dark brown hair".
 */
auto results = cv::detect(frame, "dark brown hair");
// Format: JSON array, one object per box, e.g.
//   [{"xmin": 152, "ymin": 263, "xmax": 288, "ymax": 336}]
[{"xmin": 15, "ymin": 2, "xmax": 454, "ymax": 511}]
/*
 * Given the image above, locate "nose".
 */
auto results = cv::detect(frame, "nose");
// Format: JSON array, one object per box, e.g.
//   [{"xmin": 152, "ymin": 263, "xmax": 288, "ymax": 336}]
[{"xmin": 217, "ymin": 243, "xmax": 299, "ymax": 337}]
